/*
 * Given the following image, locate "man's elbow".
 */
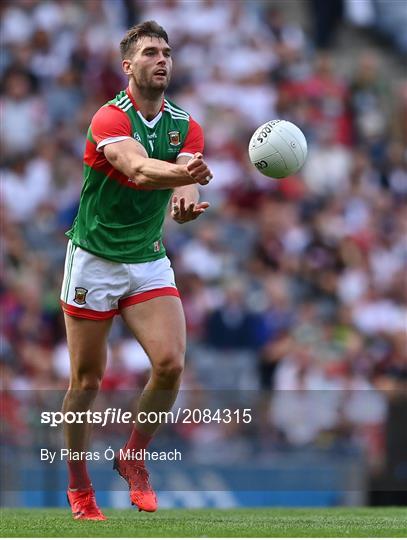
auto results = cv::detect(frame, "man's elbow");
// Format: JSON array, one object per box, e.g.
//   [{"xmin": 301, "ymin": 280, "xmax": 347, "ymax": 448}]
[
  {"xmin": 130, "ymin": 172, "xmax": 151, "ymax": 187},
  {"xmin": 107, "ymin": 153, "xmax": 147, "ymax": 186},
  {"xmin": 104, "ymin": 146, "xmax": 147, "ymax": 184},
  {"xmin": 130, "ymin": 160, "xmax": 151, "ymax": 186}
]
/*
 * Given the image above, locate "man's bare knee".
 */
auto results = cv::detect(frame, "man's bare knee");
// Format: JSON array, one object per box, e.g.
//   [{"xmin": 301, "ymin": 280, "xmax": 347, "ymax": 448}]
[
  {"xmin": 153, "ymin": 353, "xmax": 184, "ymax": 383},
  {"xmin": 70, "ymin": 373, "xmax": 102, "ymax": 392}
]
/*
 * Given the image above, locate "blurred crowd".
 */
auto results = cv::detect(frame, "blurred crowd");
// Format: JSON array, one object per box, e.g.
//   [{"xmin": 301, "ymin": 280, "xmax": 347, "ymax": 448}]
[{"xmin": 1, "ymin": 0, "xmax": 406, "ymax": 469}]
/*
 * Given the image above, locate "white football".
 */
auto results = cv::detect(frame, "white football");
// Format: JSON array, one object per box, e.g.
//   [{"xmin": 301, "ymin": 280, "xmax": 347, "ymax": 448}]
[{"xmin": 248, "ymin": 119, "xmax": 308, "ymax": 178}]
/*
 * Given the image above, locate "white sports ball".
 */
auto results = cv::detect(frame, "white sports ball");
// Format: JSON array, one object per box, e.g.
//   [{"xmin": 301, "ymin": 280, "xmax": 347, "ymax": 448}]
[{"xmin": 248, "ymin": 119, "xmax": 308, "ymax": 178}]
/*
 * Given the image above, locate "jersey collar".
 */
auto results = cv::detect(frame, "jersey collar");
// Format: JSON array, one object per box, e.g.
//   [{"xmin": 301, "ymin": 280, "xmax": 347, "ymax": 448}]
[
  {"xmin": 126, "ymin": 87, "xmax": 164, "ymax": 128},
  {"xmin": 125, "ymin": 87, "xmax": 165, "ymax": 115}
]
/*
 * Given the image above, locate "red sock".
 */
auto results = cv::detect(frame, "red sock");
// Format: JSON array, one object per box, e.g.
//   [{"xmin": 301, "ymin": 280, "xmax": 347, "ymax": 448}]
[
  {"xmin": 67, "ymin": 460, "xmax": 92, "ymax": 490},
  {"xmin": 125, "ymin": 427, "xmax": 152, "ymax": 461}
]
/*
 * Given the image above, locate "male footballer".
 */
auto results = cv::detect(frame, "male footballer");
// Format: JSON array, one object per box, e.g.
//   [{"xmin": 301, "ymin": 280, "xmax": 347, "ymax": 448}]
[{"xmin": 60, "ymin": 21, "xmax": 212, "ymax": 520}]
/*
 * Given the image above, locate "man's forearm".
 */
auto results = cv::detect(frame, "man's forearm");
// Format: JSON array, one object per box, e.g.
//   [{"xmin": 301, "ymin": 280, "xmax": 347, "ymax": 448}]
[
  {"xmin": 132, "ymin": 157, "xmax": 196, "ymax": 189},
  {"xmin": 104, "ymin": 140, "xmax": 211, "ymax": 189}
]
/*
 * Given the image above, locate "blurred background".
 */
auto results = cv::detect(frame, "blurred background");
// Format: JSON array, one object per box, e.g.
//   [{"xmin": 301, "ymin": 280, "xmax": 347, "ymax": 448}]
[{"xmin": 1, "ymin": 0, "xmax": 406, "ymax": 509}]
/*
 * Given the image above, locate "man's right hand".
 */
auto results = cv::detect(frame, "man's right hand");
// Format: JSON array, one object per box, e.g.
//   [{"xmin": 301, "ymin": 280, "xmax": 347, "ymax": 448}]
[{"xmin": 186, "ymin": 153, "xmax": 213, "ymax": 185}]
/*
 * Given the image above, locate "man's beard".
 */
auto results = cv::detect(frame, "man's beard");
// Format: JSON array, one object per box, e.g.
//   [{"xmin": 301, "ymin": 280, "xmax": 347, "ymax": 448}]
[{"xmin": 134, "ymin": 73, "xmax": 169, "ymax": 98}]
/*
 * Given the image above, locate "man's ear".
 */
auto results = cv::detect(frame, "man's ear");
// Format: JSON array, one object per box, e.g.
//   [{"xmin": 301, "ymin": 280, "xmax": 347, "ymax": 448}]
[{"xmin": 122, "ymin": 59, "xmax": 132, "ymax": 76}]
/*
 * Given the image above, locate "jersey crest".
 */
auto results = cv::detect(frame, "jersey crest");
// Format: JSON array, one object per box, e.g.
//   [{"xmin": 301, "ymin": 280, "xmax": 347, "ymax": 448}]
[{"xmin": 168, "ymin": 130, "xmax": 180, "ymax": 146}]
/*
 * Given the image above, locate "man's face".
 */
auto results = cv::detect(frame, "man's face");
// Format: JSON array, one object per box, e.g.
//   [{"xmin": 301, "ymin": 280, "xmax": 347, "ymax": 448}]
[{"xmin": 123, "ymin": 36, "xmax": 172, "ymax": 94}]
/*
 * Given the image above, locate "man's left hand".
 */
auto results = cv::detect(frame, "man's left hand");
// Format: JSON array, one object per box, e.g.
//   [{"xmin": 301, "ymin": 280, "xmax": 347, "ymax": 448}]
[{"xmin": 171, "ymin": 196, "xmax": 210, "ymax": 224}]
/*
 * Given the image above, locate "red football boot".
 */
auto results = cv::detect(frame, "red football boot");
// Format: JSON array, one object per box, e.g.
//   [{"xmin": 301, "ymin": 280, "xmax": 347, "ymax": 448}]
[
  {"xmin": 113, "ymin": 450, "xmax": 157, "ymax": 512},
  {"xmin": 67, "ymin": 487, "xmax": 107, "ymax": 521}
]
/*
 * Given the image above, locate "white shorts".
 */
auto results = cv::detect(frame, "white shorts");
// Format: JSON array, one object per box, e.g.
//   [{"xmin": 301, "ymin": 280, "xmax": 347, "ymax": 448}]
[{"xmin": 60, "ymin": 240, "xmax": 179, "ymax": 320}]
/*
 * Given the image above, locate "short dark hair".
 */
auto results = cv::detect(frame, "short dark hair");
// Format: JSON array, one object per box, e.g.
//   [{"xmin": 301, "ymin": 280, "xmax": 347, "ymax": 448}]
[{"xmin": 120, "ymin": 21, "xmax": 169, "ymax": 59}]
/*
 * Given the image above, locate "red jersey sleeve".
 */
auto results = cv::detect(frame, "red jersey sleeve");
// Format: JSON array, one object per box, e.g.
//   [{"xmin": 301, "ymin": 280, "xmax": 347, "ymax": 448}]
[
  {"xmin": 178, "ymin": 117, "xmax": 204, "ymax": 157},
  {"xmin": 91, "ymin": 105, "xmax": 132, "ymax": 151}
]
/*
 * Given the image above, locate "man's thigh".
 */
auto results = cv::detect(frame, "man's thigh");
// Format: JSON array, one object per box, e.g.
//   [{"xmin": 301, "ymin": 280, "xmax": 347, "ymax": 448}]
[
  {"xmin": 120, "ymin": 296, "xmax": 186, "ymax": 364},
  {"xmin": 64, "ymin": 314, "xmax": 112, "ymax": 379}
]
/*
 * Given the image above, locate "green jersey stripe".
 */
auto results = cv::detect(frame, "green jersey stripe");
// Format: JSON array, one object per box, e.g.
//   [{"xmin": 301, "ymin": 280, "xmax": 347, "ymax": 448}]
[
  {"xmin": 164, "ymin": 109, "xmax": 189, "ymax": 121},
  {"xmin": 164, "ymin": 110, "xmax": 189, "ymax": 121},
  {"xmin": 117, "ymin": 100, "xmax": 131, "ymax": 110},
  {"xmin": 164, "ymin": 105, "xmax": 188, "ymax": 115},
  {"xmin": 164, "ymin": 100, "xmax": 189, "ymax": 117},
  {"xmin": 164, "ymin": 104, "xmax": 188, "ymax": 114},
  {"xmin": 64, "ymin": 243, "xmax": 77, "ymax": 303},
  {"xmin": 121, "ymin": 102, "xmax": 133, "ymax": 112},
  {"xmin": 66, "ymin": 245, "xmax": 77, "ymax": 303},
  {"xmin": 164, "ymin": 108, "xmax": 188, "ymax": 118},
  {"xmin": 116, "ymin": 96, "xmax": 130, "ymax": 105},
  {"xmin": 163, "ymin": 103, "xmax": 189, "ymax": 117},
  {"xmin": 115, "ymin": 95, "xmax": 130, "ymax": 106},
  {"xmin": 62, "ymin": 240, "xmax": 73, "ymax": 301}
]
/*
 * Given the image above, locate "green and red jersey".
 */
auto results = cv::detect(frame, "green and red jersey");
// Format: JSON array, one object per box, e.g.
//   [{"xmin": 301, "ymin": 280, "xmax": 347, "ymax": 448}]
[{"xmin": 67, "ymin": 87, "xmax": 204, "ymax": 263}]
